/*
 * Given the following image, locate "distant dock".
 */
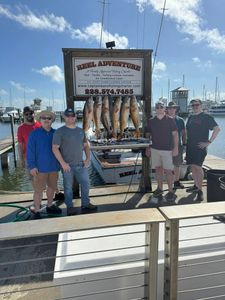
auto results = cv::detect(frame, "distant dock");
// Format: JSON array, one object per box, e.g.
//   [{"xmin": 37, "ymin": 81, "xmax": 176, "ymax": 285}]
[{"xmin": 0, "ymin": 138, "xmax": 17, "ymax": 168}]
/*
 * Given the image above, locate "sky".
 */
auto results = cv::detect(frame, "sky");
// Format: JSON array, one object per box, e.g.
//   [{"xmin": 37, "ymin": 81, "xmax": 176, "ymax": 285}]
[{"xmin": 1, "ymin": 0, "xmax": 225, "ymax": 111}]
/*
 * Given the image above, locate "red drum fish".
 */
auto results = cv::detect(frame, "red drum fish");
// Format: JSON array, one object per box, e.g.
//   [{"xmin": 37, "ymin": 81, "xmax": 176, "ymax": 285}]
[
  {"xmin": 101, "ymin": 95, "xmax": 112, "ymax": 138},
  {"xmin": 83, "ymin": 96, "xmax": 94, "ymax": 132},
  {"xmin": 93, "ymin": 96, "xmax": 102, "ymax": 139},
  {"xmin": 119, "ymin": 96, "xmax": 130, "ymax": 139},
  {"xmin": 130, "ymin": 95, "xmax": 140, "ymax": 138},
  {"xmin": 112, "ymin": 96, "xmax": 122, "ymax": 138}
]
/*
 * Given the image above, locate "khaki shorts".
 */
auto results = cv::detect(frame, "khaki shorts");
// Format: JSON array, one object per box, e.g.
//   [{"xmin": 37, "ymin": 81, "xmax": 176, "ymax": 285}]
[
  {"xmin": 151, "ymin": 148, "xmax": 174, "ymax": 170},
  {"xmin": 32, "ymin": 172, "xmax": 58, "ymax": 193}
]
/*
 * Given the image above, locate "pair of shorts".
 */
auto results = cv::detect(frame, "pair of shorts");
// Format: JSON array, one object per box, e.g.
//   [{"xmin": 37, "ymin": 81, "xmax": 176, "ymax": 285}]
[
  {"xmin": 186, "ymin": 146, "xmax": 207, "ymax": 166},
  {"xmin": 32, "ymin": 172, "xmax": 58, "ymax": 193},
  {"xmin": 173, "ymin": 145, "xmax": 184, "ymax": 167},
  {"xmin": 151, "ymin": 148, "xmax": 174, "ymax": 170}
]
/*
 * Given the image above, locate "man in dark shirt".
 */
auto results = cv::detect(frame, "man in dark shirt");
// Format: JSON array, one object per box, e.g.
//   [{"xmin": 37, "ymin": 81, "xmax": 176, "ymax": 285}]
[
  {"xmin": 146, "ymin": 101, "xmax": 178, "ymax": 202},
  {"xmin": 186, "ymin": 99, "xmax": 220, "ymax": 201}
]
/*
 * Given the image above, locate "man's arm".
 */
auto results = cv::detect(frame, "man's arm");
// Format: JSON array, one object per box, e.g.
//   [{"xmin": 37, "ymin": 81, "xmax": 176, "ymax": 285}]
[
  {"xmin": 198, "ymin": 125, "xmax": 220, "ymax": 149},
  {"xmin": 52, "ymin": 144, "xmax": 70, "ymax": 172},
  {"xmin": 172, "ymin": 130, "xmax": 179, "ymax": 156}
]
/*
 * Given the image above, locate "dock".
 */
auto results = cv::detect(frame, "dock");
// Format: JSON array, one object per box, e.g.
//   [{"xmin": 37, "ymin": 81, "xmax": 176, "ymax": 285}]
[
  {"xmin": 0, "ymin": 182, "xmax": 225, "ymax": 300},
  {"xmin": 0, "ymin": 138, "xmax": 17, "ymax": 168}
]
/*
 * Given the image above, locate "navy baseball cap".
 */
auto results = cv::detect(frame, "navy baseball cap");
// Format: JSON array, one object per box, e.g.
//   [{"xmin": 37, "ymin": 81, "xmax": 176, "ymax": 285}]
[{"xmin": 64, "ymin": 108, "xmax": 76, "ymax": 116}]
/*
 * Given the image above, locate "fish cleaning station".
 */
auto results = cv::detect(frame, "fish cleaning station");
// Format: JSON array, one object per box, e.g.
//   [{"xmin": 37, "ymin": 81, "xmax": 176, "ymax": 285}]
[{"xmin": 0, "ymin": 48, "xmax": 225, "ymax": 300}]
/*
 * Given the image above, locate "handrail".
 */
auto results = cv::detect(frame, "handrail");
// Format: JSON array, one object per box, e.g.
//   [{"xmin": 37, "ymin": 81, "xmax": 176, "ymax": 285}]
[{"xmin": 0, "ymin": 208, "xmax": 165, "ymax": 241}]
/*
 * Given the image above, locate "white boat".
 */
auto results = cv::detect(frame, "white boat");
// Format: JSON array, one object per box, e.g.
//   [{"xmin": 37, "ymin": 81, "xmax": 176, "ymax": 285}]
[
  {"xmin": 91, "ymin": 148, "xmax": 143, "ymax": 184},
  {"xmin": 208, "ymin": 100, "xmax": 225, "ymax": 115},
  {"xmin": 90, "ymin": 139, "xmax": 188, "ymax": 184},
  {"xmin": 0, "ymin": 107, "xmax": 20, "ymax": 122}
]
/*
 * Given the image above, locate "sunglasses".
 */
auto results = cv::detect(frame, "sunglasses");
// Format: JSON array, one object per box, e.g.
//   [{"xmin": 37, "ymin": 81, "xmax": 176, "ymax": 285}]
[
  {"xmin": 24, "ymin": 112, "xmax": 34, "ymax": 116},
  {"xmin": 155, "ymin": 105, "xmax": 164, "ymax": 109},
  {"xmin": 191, "ymin": 103, "xmax": 200, "ymax": 107},
  {"xmin": 40, "ymin": 116, "xmax": 52, "ymax": 120}
]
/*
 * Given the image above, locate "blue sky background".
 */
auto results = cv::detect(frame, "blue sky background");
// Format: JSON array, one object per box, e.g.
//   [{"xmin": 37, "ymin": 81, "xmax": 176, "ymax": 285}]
[{"xmin": 1, "ymin": 0, "xmax": 225, "ymax": 111}]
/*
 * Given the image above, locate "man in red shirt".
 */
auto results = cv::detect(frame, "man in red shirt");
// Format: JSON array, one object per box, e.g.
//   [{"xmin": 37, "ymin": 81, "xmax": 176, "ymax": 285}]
[{"xmin": 17, "ymin": 106, "xmax": 41, "ymax": 166}]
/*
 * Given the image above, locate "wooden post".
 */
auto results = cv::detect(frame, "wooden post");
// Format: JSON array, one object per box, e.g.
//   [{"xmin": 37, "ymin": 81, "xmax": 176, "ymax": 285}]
[{"xmin": 9, "ymin": 114, "xmax": 17, "ymax": 167}]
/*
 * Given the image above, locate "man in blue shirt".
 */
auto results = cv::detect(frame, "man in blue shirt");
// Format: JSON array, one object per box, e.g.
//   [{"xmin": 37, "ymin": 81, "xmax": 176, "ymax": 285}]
[{"xmin": 27, "ymin": 110, "xmax": 61, "ymax": 219}]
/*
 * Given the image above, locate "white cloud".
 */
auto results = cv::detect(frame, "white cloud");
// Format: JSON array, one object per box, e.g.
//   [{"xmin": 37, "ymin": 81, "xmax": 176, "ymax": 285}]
[
  {"xmin": 10, "ymin": 81, "xmax": 36, "ymax": 93},
  {"xmin": 35, "ymin": 65, "xmax": 64, "ymax": 83},
  {"xmin": 153, "ymin": 61, "xmax": 167, "ymax": 79},
  {"xmin": 71, "ymin": 22, "xmax": 128, "ymax": 49},
  {"xmin": 192, "ymin": 57, "xmax": 212, "ymax": 69},
  {"xmin": 192, "ymin": 57, "xmax": 200, "ymax": 63},
  {"xmin": 0, "ymin": 89, "xmax": 8, "ymax": 96},
  {"xmin": 0, "ymin": 5, "xmax": 129, "ymax": 48},
  {"xmin": 136, "ymin": 0, "xmax": 225, "ymax": 53}
]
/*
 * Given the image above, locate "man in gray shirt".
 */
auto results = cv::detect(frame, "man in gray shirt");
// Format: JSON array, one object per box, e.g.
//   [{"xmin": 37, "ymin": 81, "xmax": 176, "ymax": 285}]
[{"xmin": 52, "ymin": 108, "xmax": 97, "ymax": 216}]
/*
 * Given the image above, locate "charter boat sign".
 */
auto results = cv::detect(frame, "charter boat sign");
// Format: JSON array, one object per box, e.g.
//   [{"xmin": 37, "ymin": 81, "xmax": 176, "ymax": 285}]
[{"xmin": 73, "ymin": 57, "xmax": 144, "ymax": 96}]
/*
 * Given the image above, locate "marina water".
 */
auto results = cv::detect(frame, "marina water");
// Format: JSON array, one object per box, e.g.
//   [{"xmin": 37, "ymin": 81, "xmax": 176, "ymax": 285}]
[{"xmin": 0, "ymin": 117, "xmax": 225, "ymax": 191}]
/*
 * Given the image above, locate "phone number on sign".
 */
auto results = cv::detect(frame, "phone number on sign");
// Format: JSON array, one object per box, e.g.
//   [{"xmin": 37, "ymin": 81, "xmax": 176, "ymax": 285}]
[{"xmin": 85, "ymin": 88, "xmax": 134, "ymax": 95}]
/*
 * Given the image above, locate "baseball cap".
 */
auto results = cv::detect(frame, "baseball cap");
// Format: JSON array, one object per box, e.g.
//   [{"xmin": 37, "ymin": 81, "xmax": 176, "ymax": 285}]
[
  {"xmin": 23, "ymin": 106, "xmax": 34, "ymax": 114},
  {"xmin": 64, "ymin": 108, "xmax": 76, "ymax": 116}
]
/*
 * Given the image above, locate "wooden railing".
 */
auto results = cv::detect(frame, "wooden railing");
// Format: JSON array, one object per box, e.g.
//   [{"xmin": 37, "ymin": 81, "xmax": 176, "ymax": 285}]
[{"xmin": 0, "ymin": 203, "xmax": 225, "ymax": 299}]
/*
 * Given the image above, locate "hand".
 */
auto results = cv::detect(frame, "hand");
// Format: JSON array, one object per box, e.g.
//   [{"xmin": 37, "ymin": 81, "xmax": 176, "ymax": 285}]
[
  {"xmin": 145, "ymin": 147, "xmax": 151, "ymax": 157},
  {"xmin": 61, "ymin": 162, "xmax": 71, "ymax": 172},
  {"xmin": 172, "ymin": 147, "xmax": 178, "ymax": 157},
  {"xmin": 197, "ymin": 142, "xmax": 210, "ymax": 149},
  {"xmin": 30, "ymin": 168, "xmax": 38, "ymax": 176},
  {"xmin": 83, "ymin": 159, "xmax": 90, "ymax": 168}
]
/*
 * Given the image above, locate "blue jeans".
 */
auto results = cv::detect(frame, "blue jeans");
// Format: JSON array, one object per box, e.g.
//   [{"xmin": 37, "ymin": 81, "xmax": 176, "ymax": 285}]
[{"xmin": 62, "ymin": 162, "xmax": 90, "ymax": 208}]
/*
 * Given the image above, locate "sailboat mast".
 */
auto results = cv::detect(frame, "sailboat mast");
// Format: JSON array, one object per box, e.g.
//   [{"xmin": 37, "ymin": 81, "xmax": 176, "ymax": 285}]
[{"xmin": 99, "ymin": 0, "xmax": 106, "ymax": 48}]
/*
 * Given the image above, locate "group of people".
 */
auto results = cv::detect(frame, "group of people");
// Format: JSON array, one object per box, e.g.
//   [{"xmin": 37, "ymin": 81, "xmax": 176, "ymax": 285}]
[
  {"xmin": 17, "ymin": 106, "xmax": 97, "ymax": 219},
  {"xmin": 18, "ymin": 98, "xmax": 220, "ymax": 218},
  {"xmin": 146, "ymin": 99, "xmax": 220, "ymax": 202}
]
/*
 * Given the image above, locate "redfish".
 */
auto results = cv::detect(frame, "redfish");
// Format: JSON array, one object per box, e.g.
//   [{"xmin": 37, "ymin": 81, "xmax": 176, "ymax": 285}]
[
  {"xmin": 93, "ymin": 96, "xmax": 102, "ymax": 139},
  {"xmin": 130, "ymin": 95, "xmax": 140, "ymax": 138},
  {"xmin": 112, "ymin": 96, "xmax": 122, "ymax": 138},
  {"xmin": 83, "ymin": 96, "xmax": 94, "ymax": 132}
]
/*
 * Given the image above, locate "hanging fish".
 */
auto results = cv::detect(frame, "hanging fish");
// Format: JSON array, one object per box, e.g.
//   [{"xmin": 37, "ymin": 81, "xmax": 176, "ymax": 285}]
[
  {"xmin": 119, "ymin": 96, "xmax": 130, "ymax": 139},
  {"xmin": 101, "ymin": 95, "xmax": 112, "ymax": 138},
  {"xmin": 112, "ymin": 96, "xmax": 122, "ymax": 138},
  {"xmin": 130, "ymin": 95, "xmax": 141, "ymax": 138},
  {"xmin": 93, "ymin": 96, "xmax": 102, "ymax": 139},
  {"xmin": 83, "ymin": 96, "xmax": 94, "ymax": 132}
]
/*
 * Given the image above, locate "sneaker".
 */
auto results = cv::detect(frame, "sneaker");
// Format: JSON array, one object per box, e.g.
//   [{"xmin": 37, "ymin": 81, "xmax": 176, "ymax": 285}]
[
  {"xmin": 174, "ymin": 181, "xmax": 184, "ymax": 189},
  {"xmin": 165, "ymin": 192, "xmax": 176, "ymax": 202},
  {"xmin": 196, "ymin": 190, "xmax": 204, "ymax": 202},
  {"xmin": 54, "ymin": 192, "xmax": 64, "ymax": 201},
  {"xmin": 46, "ymin": 204, "xmax": 62, "ymax": 215},
  {"xmin": 152, "ymin": 188, "xmax": 163, "ymax": 197},
  {"xmin": 67, "ymin": 207, "xmax": 77, "ymax": 216},
  {"xmin": 81, "ymin": 203, "xmax": 98, "ymax": 213},
  {"xmin": 33, "ymin": 212, "xmax": 41, "ymax": 219},
  {"xmin": 186, "ymin": 185, "xmax": 198, "ymax": 193}
]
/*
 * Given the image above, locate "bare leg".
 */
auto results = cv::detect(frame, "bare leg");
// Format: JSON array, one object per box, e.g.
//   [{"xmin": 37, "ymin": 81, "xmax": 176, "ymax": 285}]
[
  {"xmin": 165, "ymin": 169, "xmax": 174, "ymax": 192},
  {"xmin": 174, "ymin": 166, "xmax": 180, "ymax": 182},
  {"xmin": 33, "ymin": 191, "xmax": 43, "ymax": 212},
  {"xmin": 191, "ymin": 164, "xmax": 204, "ymax": 190},
  {"xmin": 46, "ymin": 186, "xmax": 55, "ymax": 207},
  {"xmin": 155, "ymin": 166, "xmax": 164, "ymax": 190}
]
